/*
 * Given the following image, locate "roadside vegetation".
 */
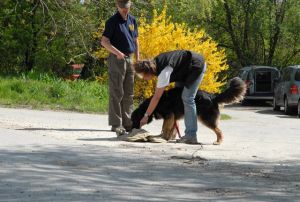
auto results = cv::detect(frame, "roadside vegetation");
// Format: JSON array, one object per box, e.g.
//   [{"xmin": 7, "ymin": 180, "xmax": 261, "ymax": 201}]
[{"xmin": 0, "ymin": 73, "xmax": 108, "ymax": 113}]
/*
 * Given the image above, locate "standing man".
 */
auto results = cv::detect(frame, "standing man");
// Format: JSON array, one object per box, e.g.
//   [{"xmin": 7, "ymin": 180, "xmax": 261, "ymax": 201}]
[{"xmin": 101, "ymin": 0, "xmax": 139, "ymax": 132}]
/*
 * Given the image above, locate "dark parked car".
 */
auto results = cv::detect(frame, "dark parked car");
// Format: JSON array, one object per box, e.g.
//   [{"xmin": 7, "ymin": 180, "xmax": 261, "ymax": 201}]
[
  {"xmin": 273, "ymin": 65, "xmax": 300, "ymax": 117},
  {"xmin": 238, "ymin": 66, "xmax": 280, "ymax": 104}
]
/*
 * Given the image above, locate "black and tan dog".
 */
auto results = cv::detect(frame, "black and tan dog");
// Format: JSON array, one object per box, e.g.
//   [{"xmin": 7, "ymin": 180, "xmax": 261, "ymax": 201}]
[{"xmin": 131, "ymin": 77, "xmax": 246, "ymax": 145}]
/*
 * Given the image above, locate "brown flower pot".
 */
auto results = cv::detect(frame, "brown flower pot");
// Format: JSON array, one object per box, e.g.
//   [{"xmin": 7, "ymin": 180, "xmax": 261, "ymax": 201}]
[{"xmin": 70, "ymin": 64, "xmax": 84, "ymax": 80}]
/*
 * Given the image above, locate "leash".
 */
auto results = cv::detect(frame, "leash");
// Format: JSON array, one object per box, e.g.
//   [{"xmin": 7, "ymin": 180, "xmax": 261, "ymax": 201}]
[{"xmin": 174, "ymin": 121, "xmax": 181, "ymax": 138}]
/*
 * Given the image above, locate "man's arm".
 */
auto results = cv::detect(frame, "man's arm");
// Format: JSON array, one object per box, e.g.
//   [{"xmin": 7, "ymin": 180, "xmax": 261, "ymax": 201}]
[
  {"xmin": 134, "ymin": 37, "xmax": 139, "ymax": 61},
  {"xmin": 100, "ymin": 36, "xmax": 125, "ymax": 60}
]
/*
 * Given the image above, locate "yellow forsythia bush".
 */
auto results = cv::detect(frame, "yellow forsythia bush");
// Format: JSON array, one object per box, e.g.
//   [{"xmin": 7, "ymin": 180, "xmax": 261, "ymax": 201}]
[
  {"xmin": 95, "ymin": 6, "xmax": 228, "ymax": 100},
  {"xmin": 93, "ymin": 21, "xmax": 109, "ymax": 60}
]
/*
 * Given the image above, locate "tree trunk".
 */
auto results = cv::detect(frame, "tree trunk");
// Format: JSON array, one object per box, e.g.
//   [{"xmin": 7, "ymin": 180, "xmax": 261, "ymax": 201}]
[
  {"xmin": 267, "ymin": 0, "xmax": 287, "ymax": 65},
  {"xmin": 223, "ymin": 0, "xmax": 246, "ymax": 66},
  {"xmin": 24, "ymin": 0, "xmax": 39, "ymax": 72},
  {"xmin": 242, "ymin": 0, "xmax": 251, "ymax": 51}
]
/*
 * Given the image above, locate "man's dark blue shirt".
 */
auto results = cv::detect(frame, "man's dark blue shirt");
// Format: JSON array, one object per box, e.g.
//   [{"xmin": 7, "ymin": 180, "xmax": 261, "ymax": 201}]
[{"xmin": 103, "ymin": 12, "xmax": 138, "ymax": 55}]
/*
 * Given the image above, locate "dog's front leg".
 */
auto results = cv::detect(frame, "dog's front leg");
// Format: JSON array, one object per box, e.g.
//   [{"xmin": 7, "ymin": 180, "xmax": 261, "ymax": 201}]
[{"xmin": 161, "ymin": 113, "xmax": 177, "ymax": 140}]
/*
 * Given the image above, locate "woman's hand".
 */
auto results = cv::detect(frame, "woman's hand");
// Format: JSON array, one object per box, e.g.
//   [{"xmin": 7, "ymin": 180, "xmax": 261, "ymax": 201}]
[
  {"xmin": 139, "ymin": 87, "xmax": 165, "ymax": 128},
  {"xmin": 140, "ymin": 116, "xmax": 148, "ymax": 128}
]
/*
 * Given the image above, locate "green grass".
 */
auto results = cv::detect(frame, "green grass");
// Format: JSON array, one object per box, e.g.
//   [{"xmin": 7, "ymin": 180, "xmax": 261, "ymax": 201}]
[
  {"xmin": 220, "ymin": 113, "xmax": 231, "ymax": 120},
  {"xmin": 0, "ymin": 75, "xmax": 109, "ymax": 113}
]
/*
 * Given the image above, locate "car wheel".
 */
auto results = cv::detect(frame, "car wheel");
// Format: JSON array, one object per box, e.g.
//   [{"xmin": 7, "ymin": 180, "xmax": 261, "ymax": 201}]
[
  {"xmin": 273, "ymin": 98, "xmax": 280, "ymax": 111},
  {"xmin": 297, "ymin": 100, "xmax": 300, "ymax": 118},
  {"xmin": 284, "ymin": 97, "xmax": 292, "ymax": 115}
]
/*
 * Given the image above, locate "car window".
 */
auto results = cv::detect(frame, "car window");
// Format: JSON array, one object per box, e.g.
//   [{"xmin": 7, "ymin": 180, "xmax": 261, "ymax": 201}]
[
  {"xmin": 238, "ymin": 70, "xmax": 248, "ymax": 80},
  {"xmin": 295, "ymin": 69, "xmax": 300, "ymax": 81},
  {"xmin": 274, "ymin": 70, "xmax": 280, "ymax": 79},
  {"xmin": 247, "ymin": 71, "xmax": 253, "ymax": 80},
  {"xmin": 239, "ymin": 70, "xmax": 248, "ymax": 81}
]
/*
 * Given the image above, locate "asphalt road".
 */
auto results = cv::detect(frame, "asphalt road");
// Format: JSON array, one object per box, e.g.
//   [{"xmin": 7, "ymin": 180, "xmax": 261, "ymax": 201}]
[{"xmin": 0, "ymin": 105, "xmax": 299, "ymax": 202}]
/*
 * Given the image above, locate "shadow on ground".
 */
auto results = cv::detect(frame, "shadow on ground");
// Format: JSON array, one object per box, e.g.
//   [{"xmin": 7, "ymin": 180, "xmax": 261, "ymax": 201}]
[
  {"xmin": 0, "ymin": 145, "xmax": 299, "ymax": 202},
  {"xmin": 255, "ymin": 109, "xmax": 299, "ymax": 119},
  {"xmin": 17, "ymin": 128, "xmax": 111, "ymax": 132},
  {"xmin": 226, "ymin": 102, "xmax": 299, "ymax": 119}
]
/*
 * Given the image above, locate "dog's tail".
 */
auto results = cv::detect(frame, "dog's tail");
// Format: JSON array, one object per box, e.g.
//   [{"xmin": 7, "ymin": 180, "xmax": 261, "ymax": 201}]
[{"xmin": 214, "ymin": 77, "xmax": 246, "ymax": 104}]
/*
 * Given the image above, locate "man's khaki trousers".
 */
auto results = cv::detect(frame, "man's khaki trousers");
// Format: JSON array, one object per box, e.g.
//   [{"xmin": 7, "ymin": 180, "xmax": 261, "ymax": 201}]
[{"xmin": 108, "ymin": 54, "xmax": 134, "ymax": 129}]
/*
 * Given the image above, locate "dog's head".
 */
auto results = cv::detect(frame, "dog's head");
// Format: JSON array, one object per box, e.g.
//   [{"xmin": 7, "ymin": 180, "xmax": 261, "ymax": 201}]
[{"xmin": 131, "ymin": 98, "xmax": 154, "ymax": 129}]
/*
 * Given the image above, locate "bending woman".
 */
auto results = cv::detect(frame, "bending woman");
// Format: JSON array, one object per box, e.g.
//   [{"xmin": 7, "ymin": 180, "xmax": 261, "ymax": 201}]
[{"xmin": 132, "ymin": 50, "xmax": 206, "ymax": 144}]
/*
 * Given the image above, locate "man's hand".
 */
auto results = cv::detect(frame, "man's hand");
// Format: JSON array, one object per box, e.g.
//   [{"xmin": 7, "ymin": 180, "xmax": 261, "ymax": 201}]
[
  {"xmin": 100, "ymin": 36, "xmax": 126, "ymax": 60},
  {"xmin": 140, "ymin": 116, "xmax": 148, "ymax": 128},
  {"xmin": 116, "ymin": 52, "xmax": 125, "ymax": 60}
]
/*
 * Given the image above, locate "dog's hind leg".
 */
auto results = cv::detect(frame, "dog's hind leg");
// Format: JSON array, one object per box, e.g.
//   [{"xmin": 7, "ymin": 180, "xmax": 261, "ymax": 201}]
[
  {"xmin": 212, "ymin": 127, "xmax": 224, "ymax": 145},
  {"xmin": 198, "ymin": 116, "xmax": 224, "ymax": 145},
  {"xmin": 161, "ymin": 113, "xmax": 177, "ymax": 140}
]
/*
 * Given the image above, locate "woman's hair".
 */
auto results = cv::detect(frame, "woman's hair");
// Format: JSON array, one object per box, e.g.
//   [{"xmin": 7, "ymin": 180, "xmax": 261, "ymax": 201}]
[{"xmin": 132, "ymin": 60, "xmax": 157, "ymax": 75}]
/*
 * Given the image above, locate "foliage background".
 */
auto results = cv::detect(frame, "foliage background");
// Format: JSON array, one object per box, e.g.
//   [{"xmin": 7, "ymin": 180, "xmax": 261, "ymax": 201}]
[{"xmin": 1, "ymin": 0, "xmax": 299, "ymax": 81}]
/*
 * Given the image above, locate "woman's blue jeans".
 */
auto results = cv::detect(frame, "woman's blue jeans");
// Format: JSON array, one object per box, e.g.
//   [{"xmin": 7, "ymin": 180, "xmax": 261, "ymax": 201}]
[{"xmin": 181, "ymin": 63, "xmax": 206, "ymax": 138}]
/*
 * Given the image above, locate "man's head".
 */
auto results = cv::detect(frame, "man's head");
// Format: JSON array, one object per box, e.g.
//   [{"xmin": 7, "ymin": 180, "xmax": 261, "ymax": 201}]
[
  {"xmin": 116, "ymin": 0, "xmax": 132, "ymax": 18},
  {"xmin": 116, "ymin": 0, "xmax": 132, "ymax": 9}
]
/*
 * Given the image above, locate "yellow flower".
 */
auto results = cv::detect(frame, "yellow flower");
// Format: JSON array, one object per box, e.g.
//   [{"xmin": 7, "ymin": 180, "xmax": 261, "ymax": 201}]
[
  {"xmin": 136, "ymin": 6, "xmax": 228, "ymax": 99},
  {"xmin": 94, "ymin": 5, "xmax": 228, "ymax": 100}
]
